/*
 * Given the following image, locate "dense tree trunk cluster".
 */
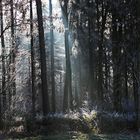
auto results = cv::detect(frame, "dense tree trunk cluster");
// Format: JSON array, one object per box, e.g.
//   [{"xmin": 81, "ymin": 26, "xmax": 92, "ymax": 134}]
[
  {"xmin": 0, "ymin": 0, "xmax": 140, "ymax": 134},
  {"xmin": 59, "ymin": 0, "xmax": 140, "ymax": 130}
]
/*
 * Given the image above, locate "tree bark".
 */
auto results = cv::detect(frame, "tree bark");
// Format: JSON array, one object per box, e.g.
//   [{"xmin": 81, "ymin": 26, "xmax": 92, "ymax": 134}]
[
  {"xmin": 35, "ymin": 0, "xmax": 50, "ymax": 115},
  {"xmin": 0, "ymin": 0, "xmax": 5, "ymax": 129},
  {"xmin": 30, "ymin": 0, "xmax": 36, "ymax": 118},
  {"xmin": 49, "ymin": 0, "xmax": 56, "ymax": 113},
  {"xmin": 10, "ymin": 0, "xmax": 16, "ymax": 97}
]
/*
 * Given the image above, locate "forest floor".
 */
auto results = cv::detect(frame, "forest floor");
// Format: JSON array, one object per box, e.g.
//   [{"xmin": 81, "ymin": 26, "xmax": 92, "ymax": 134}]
[
  {"xmin": 7, "ymin": 132, "xmax": 140, "ymax": 140},
  {"xmin": 4, "ymin": 111, "xmax": 140, "ymax": 139}
]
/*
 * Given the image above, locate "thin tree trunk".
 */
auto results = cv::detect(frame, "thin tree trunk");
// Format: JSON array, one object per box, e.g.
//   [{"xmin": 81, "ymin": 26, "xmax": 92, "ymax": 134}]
[
  {"xmin": 0, "ymin": 0, "xmax": 4, "ymax": 129},
  {"xmin": 0, "ymin": 0, "xmax": 6, "ymax": 110},
  {"xmin": 63, "ymin": 26, "xmax": 73, "ymax": 112},
  {"xmin": 88, "ymin": 0, "xmax": 95, "ymax": 106},
  {"xmin": 10, "ymin": 0, "xmax": 16, "ymax": 96},
  {"xmin": 63, "ymin": 73, "xmax": 68, "ymax": 112},
  {"xmin": 49, "ymin": 0, "xmax": 56, "ymax": 113},
  {"xmin": 30, "ymin": 0, "xmax": 36, "ymax": 118},
  {"xmin": 133, "ymin": 62, "xmax": 139, "ymax": 131},
  {"xmin": 112, "ymin": 7, "xmax": 122, "ymax": 112}
]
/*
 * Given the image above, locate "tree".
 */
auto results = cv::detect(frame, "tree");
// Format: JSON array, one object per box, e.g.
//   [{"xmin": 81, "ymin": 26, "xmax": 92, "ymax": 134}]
[
  {"xmin": 0, "ymin": 0, "xmax": 5, "ymax": 129},
  {"xmin": 49, "ymin": 0, "xmax": 56, "ymax": 113},
  {"xmin": 10, "ymin": 0, "xmax": 16, "ymax": 97},
  {"xmin": 59, "ymin": 0, "xmax": 73, "ymax": 112},
  {"xmin": 35, "ymin": 0, "xmax": 50, "ymax": 115},
  {"xmin": 30, "ymin": 0, "xmax": 36, "ymax": 118},
  {"xmin": 112, "ymin": 1, "xmax": 122, "ymax": 112}
]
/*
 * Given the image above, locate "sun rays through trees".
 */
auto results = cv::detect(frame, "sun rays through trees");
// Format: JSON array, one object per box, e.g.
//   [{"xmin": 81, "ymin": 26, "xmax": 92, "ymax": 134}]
[{"xmin": 0, "ymin": 0, "xmax": 140, "ymax": 139}]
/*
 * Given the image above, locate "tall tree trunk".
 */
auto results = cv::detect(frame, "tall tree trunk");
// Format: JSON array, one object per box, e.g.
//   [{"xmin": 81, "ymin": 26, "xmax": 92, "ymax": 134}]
[
  {"xmin": 0, "ymin": 0, "xmax": 6, "ymax": 110},
  {"xmin": 0, "ymin": 0, "xmax": 4, "ymax": 129},
  {"xmin": 10, "ymin": 0, "xmax": 16, "ymax": 96},
  {"xmin": 30, "ymin": 0, "xmax": 36, "ymax": 118},
  {"xmin": 133, "ymin": 0, "xmax": 140, "ymax": 130},
  {"xmin": 49, "ymin": 0, "xmax": 56, "ymax": 113},
  {"xmin": 98, "ymin": 0, "xmax": 107, "ymax": 107},
  {"xmin": 35, "ymin": 0, "xmax": 50, "ymax": 115},
  {"xmin": 88, "ymin": 0, "xmax": 95, "ymax": 107},
  {"xmin": 63, "ymin": 25, "xmax": 73, "ymax": 112},
  {"xmin": 112, "ymin": 5, "xmax": 122, "ymax": 112},
  {"xmin": 60, "ymin": 2, "xmax": 73, "ymax": 112}
]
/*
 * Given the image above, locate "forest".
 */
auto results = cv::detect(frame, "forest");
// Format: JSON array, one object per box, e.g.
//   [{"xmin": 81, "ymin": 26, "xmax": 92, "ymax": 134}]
[{"xmin": 0, "ymin": 0, "xmax": 140, "ymax": 139}]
